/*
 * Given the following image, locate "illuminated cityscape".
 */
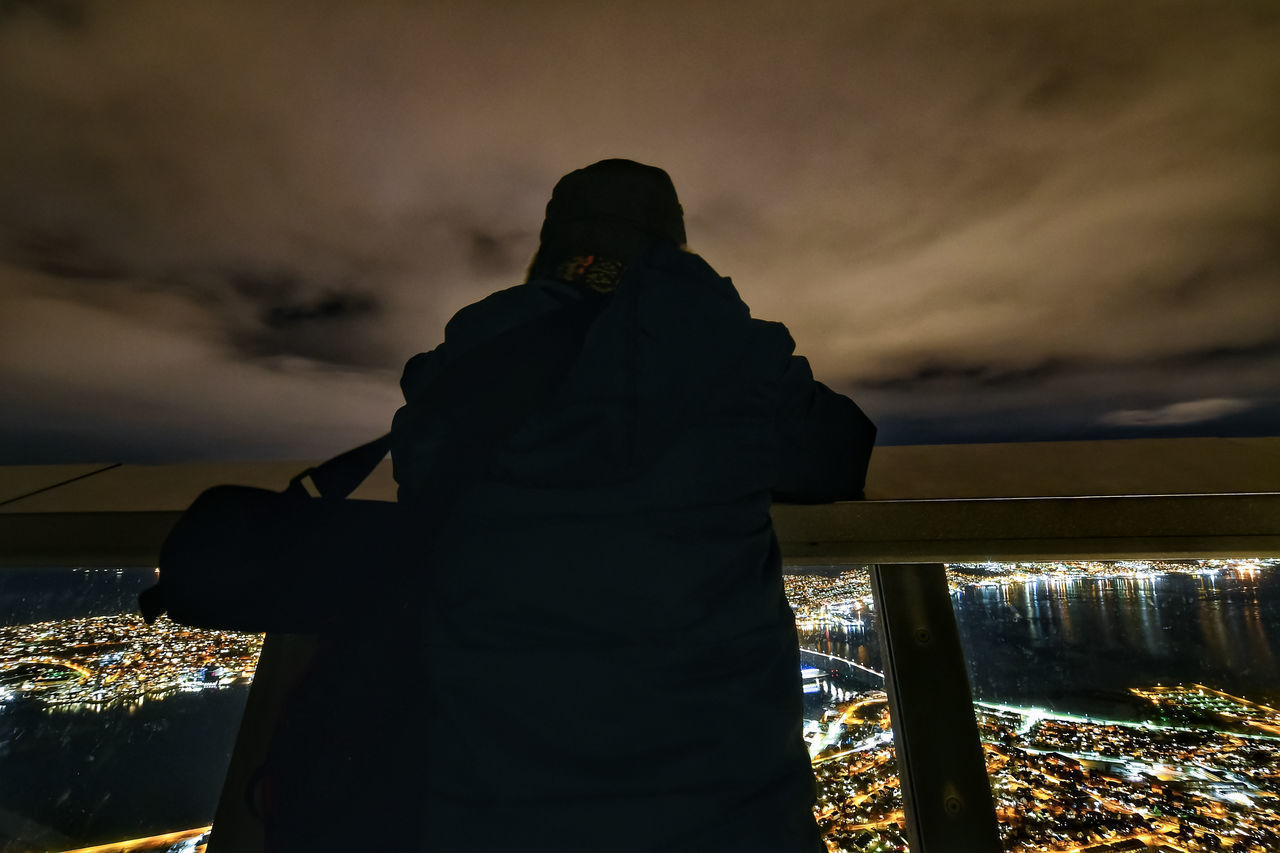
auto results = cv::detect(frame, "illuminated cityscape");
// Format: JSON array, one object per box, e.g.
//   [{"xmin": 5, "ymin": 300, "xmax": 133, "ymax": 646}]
[
  {"xmin": 788, "ymin": 560, "xmax": 1280, "ymax": 853},
  {"xmin": 0, "ymin": 559, "xmax": 1276, "ymax": 852},
  {"xmin": 786, "ymin": 559, "xmax": 1278, "ymax": 619},
  {"xmin": 0, "ymin": 613, "xmax": 260, "ymax": 711},
  {"xmin": 795, "ymin": 682, "xmax": 1280, "ymax": 852}
]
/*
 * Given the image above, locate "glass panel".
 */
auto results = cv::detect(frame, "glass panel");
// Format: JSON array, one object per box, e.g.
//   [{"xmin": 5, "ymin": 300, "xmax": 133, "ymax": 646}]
[
  {"xmin": 787, "ymin": 559, "xmax": 1280, "ymax": 853},
  {"xmin": 785, "ymin": 566, "xmax": 909, "ymax": 852},
  {"xmin": 0, "ymin": 567, "xmax": 261, "ymax": 852},
  {"xmin": 950, "ymin": 558, "xmax": 1280, "ymax": 853},
  {"xmin": 13, "ymin": 559, "xmax": 1273, "ymax": 851}
]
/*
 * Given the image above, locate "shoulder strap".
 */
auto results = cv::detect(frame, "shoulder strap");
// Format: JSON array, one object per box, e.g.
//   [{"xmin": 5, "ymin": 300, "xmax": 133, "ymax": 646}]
[{"xmin": 288, "ymin": 434, "xmax": 393, "ymax": 500}]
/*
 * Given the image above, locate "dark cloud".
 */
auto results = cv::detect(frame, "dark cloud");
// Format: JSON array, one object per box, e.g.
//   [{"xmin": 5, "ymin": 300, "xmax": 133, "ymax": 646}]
[
  {"xmin": 0, "ymin": 266, "xmax": 403, "ymax": 463},
  {"xmin": 1, "ymin": 0, "xmax": 1277, "ymax": 461},
  {"xmin": 262, "ymin": 291, "xmax": 377, "ymax": 331},
  {"xmin": 243, "ymin": 275, "xmax": 385, "ymax": 368},
  {"xmin": 861, "ymin": 358, "xmax": 1072, "ymax": 392},
  {"xmin": 1160, "ymin": 337, "xmax": 1280, "ymax": 370},
  {"xmin": 869, "ymin": 401, "xmax": 1280, "ymax": 447},
  {"xmin": 466, "ymin": 228, "xmax": 530, "ymax": 277},
  {"xmin": 8, "ymin": 226, "xmax": 131, "ymax": 280},
  {"xmin": 0, "ymin": 0, "xmax": 89, "ymax": 32}
]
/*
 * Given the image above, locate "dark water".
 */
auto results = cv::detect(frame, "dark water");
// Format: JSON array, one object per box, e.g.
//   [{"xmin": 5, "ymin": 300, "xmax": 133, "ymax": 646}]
[
  {"xmin": 797, "ymin": 568, "xmax": 1280, "ymax": 716},
  {"xmin": 0, "ymin": 567, "xmax": 157, "ymax": 627},
  {"xmin": 956, "ymin": 570, "xmax": 1280, "ymax": 714},
  {"xmin": 0, "ymin": 690, "xmax": 246, "ymax": 850}
]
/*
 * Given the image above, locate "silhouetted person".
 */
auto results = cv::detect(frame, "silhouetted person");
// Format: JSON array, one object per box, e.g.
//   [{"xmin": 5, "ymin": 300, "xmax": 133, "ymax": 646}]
[{"xmin": 390, "ymin": 160, "xmax": 875, "ymax": 852}]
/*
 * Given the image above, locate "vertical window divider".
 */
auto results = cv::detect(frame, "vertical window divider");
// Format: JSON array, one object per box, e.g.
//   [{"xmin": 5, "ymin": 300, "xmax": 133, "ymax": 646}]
[{"xmin": 871, "ymin": 562, "xmax": 1003, "ymax": 852}]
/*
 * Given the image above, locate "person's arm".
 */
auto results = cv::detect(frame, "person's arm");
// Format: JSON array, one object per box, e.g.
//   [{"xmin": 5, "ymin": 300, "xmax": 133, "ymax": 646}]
[{"xmin": 772, "ymin": 354, "xmax": 876, "ymax": 503}]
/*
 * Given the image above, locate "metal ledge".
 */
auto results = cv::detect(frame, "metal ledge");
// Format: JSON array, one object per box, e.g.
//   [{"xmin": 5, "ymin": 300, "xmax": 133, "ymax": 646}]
[
  {"xmin": 0, "ymin": 511, "xmax": 180, "ymax": 568},
  {"xmin": 3, "ymin": 491, "xmax": 1277, "ymax": 569},
  {"xmin": 773, "ymin": 492, "xmax": 1280, "ymax": 563},
  {"xmin": 4, "ymin": 438, "xmax": 1278, "ymax": 567}
]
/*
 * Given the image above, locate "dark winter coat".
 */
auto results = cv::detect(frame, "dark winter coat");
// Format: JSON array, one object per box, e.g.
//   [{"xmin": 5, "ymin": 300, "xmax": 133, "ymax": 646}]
[{"xmin": 391, "ymin": 242, "xmax": 875, "ymax": 852}]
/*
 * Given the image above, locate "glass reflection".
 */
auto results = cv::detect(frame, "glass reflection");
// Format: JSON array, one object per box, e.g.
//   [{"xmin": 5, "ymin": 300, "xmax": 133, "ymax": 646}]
[
  {"xmin": 787, "ymin": 559, "xmax": 1280, "ymax": 852},
  {"xmin": 0, "ymin": 568, "xmax": 256, "ymax": 851}
]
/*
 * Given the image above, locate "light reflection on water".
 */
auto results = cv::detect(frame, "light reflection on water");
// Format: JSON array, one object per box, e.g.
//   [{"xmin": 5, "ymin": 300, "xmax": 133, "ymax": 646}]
[
  {"xmin": 797, "ymin": 568, "xmax": 1280, "ymax": 717},
  {"xmin": 961, "ymin": 569, "xmax": 1280, "ymax": 714}
]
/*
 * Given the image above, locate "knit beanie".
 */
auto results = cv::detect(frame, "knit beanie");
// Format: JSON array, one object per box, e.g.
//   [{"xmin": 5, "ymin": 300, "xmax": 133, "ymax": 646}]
[
  {"xmin": 528, "ymin": 160, "xmax": 686, "ymax": 289},
  {"xmin": 540, "ymin": 159, "xmax": 686, "ymax": 247}
]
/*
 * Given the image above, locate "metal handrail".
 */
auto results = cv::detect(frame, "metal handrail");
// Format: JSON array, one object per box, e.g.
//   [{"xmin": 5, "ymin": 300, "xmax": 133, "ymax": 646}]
[{"xmin": 3, "ymin": 490, "xmax": 1277, "ymax": 569}]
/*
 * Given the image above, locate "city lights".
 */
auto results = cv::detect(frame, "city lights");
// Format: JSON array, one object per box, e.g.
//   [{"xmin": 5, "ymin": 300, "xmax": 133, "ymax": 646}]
[
  {"xmin": 3, "ymin": 559, "xmax": 1276, "ymax": 852},
  {"xmin": 788, "ymin": 560, "xmax": 1280, "ymax": 852}
]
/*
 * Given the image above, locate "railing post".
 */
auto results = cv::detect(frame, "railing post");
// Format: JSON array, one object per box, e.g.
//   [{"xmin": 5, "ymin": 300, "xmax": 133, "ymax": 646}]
[{"xmin": 870, "ymin": 563, "xmax": 1002, "ymax": 853}]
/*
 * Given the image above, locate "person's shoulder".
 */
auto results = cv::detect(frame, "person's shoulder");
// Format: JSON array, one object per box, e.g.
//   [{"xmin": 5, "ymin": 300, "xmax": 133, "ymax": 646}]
[
  {"xmin": 749, "ymin": 316, "xmax": 795, "ymax": 352},
  {"xmin": 400, "ymin": 279, "xmax": 574, "ymax": 397},
  {"xmin": 642, "ymin": 244, "xmax": 795, "ymax": 345},
  {"xmin": 633, "ymin": 244, "xmax": 749, "ymax": 319},
  {"xmin": 642, "ymin": 242, "xmax": 722, "ymax": 282},
  {"xmin": 443, "ymin": 279, "xmax": 574, "ymax": 347}
]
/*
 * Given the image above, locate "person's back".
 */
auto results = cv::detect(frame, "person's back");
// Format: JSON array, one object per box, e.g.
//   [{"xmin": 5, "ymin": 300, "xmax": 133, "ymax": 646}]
[{"xmin": 392, "ymin": 160, "xmax": 875, "ymax": 852}]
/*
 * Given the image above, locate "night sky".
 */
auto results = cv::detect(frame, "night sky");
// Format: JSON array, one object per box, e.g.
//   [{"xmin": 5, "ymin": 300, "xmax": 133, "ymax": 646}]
[{"xmin": 1, "ymin": 1, "xmax": 1277, "ymax": 463}]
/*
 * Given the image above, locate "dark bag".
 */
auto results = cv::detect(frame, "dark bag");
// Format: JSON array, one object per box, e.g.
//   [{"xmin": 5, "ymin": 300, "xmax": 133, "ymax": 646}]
[{"xmin": 139, "ymin": 435, "xmax": 403, "ymax": 633}]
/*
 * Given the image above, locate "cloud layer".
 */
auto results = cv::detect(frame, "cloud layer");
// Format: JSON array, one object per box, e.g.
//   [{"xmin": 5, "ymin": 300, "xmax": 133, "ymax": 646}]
[
  {"xmin": 1099, "ymin": 398, "xmax": 1255, "ymax": 428},
  {"xmin": 2, "ymin": 0, "xmax": 1278, "ymax": 461}
]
